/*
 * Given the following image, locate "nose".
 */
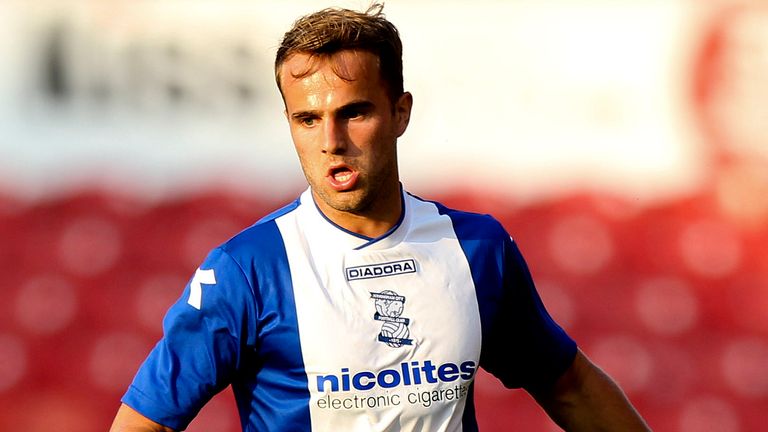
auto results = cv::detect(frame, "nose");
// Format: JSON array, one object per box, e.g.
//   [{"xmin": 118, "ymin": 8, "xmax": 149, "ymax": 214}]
[{"xmin": 321, "ymin": 118, "xmax": 348, "ymax": 155}]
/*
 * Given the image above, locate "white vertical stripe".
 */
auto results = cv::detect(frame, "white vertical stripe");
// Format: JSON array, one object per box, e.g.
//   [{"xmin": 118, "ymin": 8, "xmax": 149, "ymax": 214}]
[{"xmin": 277, "ymin": 195, "xmax": 482, "ymax": 431}]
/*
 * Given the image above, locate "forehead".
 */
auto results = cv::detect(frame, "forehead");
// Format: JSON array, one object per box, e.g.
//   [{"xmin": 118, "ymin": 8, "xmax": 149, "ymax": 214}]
[{"xmin": 279, "ymin": 50, "xmax": 384, "ymax": 96}]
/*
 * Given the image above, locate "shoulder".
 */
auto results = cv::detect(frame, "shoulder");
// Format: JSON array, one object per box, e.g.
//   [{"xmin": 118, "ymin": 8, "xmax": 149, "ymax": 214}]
[
  {"xmin": 218, "ymin": 197, "xmax": 301, "ymax": 261},
  {"xmin": 407, "ymin": 192, "xmax": 509, "ymax": 241}
]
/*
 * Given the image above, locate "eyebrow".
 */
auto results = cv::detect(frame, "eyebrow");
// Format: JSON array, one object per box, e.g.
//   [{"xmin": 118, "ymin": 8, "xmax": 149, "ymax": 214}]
[
  {"xmin": 339, "ymin": 100, "xmax": 375, "ymax": 113},
  {"xmin": 290, "ymin": 110, "xmax": 319, "ymax": 120},
  {"xmin": 290, "ymin": 100, "xmax": 375, "ymax": 120}
]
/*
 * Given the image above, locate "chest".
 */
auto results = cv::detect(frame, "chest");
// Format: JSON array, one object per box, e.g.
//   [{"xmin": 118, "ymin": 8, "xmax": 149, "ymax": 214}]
[{"xmin": 293, "ymin": 237, "xmax": 482, "ymax": 362}]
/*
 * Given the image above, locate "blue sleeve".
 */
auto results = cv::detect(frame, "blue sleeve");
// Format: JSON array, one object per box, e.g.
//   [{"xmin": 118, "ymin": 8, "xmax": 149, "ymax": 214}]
[
  {"xmin": 481, "ymin": 236, "xmax": 577, "ymax": 391},
  {"xmin": 122, "ymin": 247, "xmax": 257, "ymax": 430},
  {"xmin": 441, "ymin": 206, "xmax": 577, "ymax": 391}
]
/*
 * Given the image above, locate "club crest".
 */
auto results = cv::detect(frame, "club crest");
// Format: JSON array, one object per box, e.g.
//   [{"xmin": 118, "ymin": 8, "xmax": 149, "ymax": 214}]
[{"xmin": 370, "ymin": 290, "xmax": 413, "ymax": 348}]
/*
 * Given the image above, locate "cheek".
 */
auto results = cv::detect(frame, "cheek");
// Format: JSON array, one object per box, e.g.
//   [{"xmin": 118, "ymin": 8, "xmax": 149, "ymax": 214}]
[
  {"xmin": 290, "ymin": 126, "xmax": 312, "ymax": 148},
  {"xmin": 371, "ymin": 129, "xmax": 398, "ymax": 160},
  {"xmin": 354, "ymin": 121, "xmax": 396, "ymax": 152},
  {"xmin": 292, "ymin": 130, "xmax": 317, "ymax": 160},
  {"xmin": 293, "ymin": 143, "xmax": 317, "ymax": 173}
]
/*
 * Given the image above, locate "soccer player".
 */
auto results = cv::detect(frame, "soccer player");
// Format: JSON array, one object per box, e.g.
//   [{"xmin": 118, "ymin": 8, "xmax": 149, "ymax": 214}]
[{"xmin": 110, "ymin": 4, "xmax": 650, "ymax": 431}]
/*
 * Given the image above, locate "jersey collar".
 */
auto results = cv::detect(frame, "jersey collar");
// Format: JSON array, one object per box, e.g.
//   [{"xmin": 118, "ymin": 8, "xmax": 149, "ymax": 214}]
[{"xmin": 299, "ymin": 186, "xmax": 409, "ymax": 251}]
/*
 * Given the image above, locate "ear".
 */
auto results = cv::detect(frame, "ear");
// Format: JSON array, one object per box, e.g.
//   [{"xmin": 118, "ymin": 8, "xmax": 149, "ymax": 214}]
[{"xmin": 394, "ymin": 92, "xmax": 413, "ymax": 138}]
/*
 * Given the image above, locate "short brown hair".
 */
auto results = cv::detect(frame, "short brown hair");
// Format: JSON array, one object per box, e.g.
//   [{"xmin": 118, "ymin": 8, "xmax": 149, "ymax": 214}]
[{"xmin": 275, "ymin": 3, "xmax": 404, "ymax": 103}]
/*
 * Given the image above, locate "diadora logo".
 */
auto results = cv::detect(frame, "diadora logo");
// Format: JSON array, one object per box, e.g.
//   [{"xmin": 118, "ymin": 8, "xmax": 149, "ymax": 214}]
[
  {"xmin": 371, "ymin": 290, "xmax": 413, "ymax": 348},
  {"xmin": 345, "ymin": 259, "xmax": 417, "ymax": 281}
]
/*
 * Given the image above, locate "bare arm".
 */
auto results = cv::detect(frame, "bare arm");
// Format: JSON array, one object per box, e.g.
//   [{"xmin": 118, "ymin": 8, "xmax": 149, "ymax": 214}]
[
  {"xmin": 109, "ymin": 404, "xmax": 176, "ymax": 432},
  {"xmin": 529, "ymin": 349, "xmax": 651, "ymax": 431}
]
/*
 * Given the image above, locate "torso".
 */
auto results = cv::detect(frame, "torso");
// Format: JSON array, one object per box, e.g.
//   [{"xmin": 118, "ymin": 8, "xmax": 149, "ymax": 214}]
[{"xmin": 267, "ymin": 190, "xmax": 481, "ymax": 430}]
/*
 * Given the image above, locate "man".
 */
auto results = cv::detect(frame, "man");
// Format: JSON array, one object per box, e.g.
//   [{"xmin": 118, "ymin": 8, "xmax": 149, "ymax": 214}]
[{"xmin": 111, "ymin": 4, "xmax": 650, "ymax": 431}]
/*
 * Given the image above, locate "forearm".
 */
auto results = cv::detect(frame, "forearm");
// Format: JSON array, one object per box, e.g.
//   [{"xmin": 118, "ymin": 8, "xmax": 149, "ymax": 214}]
[
  {"xmin": 109, "ymin": 404, "xmax": 176, "ymax": 432},
  {"xmin": 531, "ymin": 349, "xmax": 650, "ymax": 431}
]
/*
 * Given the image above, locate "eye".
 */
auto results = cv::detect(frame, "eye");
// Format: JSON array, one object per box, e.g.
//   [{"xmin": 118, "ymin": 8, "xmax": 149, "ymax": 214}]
[
  {"xmin": 340, "ymin": 104, "xmax": 371, "ymax": 120},
  {"xmin": 345, "ymin": 109, "xmax": 363, "ymax": 120},
  {"xmin": 294, "ymin": 115, "xmax": 318, "ymax": 127}
]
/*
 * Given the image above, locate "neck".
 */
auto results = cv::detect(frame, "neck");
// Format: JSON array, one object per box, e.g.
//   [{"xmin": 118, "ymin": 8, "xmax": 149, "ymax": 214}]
[{"xmin": 313, "ymin": 186, "xmax": 403, "ymax": 239}]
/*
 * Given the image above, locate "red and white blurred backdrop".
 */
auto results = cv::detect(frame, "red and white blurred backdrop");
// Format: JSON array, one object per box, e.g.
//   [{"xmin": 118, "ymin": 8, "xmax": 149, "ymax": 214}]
[{"xmin": 0, "ymin": 1, "xmax": 766, "ymax": 430}]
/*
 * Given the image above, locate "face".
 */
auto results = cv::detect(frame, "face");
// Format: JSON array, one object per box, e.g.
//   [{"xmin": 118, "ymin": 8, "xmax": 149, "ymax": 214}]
[{"xmin": 280, "ymin": 50, "xmax": 412, "ymax": 227}]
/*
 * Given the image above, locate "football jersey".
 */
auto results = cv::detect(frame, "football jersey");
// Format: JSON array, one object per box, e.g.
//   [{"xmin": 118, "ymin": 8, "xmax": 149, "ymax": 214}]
[{"xmin": 123, "ymin": 188, "xmax": 576, "ymax": 431}]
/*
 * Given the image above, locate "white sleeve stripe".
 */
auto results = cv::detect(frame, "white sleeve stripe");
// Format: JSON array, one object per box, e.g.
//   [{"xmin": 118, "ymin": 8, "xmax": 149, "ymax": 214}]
[{"xmin": 188, "ymin": 268, "xmax": 217, "ymax": 310}]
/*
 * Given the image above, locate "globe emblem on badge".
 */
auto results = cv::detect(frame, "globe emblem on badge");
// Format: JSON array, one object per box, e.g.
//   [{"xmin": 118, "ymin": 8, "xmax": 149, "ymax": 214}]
[
  {"xmin": 370, "ymin": 290, "xmax": 413, "ymax": 348},
  {"xmin": 374, "ymin": 290, "xmax": 404, "ymax": 317}
]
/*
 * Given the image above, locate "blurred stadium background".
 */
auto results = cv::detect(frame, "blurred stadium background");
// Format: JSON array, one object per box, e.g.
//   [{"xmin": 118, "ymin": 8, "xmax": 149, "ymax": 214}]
[{"xmin": 0, "ymin": 0, "xmax": 766, "ymax": 430}]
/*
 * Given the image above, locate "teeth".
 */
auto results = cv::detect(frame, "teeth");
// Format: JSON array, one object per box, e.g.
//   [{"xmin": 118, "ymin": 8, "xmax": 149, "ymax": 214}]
[{"xmin": 335, "ymin": 172, "xmax": 352, "ymax": 182}]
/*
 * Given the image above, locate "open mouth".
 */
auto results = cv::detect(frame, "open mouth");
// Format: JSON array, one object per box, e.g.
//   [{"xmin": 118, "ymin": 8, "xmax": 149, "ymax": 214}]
[
  {"xmin": 332, "ymin": 167, "xmax": 353, "ymax": 183},
  {"xmin": 327, "ymin": 165, "xmax": 359, "ymax": 191}
]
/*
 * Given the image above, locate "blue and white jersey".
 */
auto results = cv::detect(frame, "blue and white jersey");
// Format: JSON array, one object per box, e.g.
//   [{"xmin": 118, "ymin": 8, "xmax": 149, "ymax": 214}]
[{"xmin": 123, "ymin": 188, "xmax": 576, "ymax": 431}]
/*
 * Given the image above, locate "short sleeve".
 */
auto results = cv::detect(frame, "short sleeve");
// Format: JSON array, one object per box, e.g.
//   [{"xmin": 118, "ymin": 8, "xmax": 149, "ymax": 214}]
[
  {"xmin": 480, "ymin": 237, "xmax": 577, "ymax": 391},
  {"xmin": 121, "ymin": 247, "xmax": 257, "ymax": 430}
]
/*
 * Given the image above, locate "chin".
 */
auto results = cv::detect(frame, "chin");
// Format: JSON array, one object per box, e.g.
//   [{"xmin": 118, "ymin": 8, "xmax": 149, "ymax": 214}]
[
  {"xmin": 330, "ymin": 198, "xmax": 366, "ymax": 213},
  {"xmin": 315, "ymin": 189, "xmax": 361, "ymax": 211},
  {"xmin": 336, "ymin": 192, "xmax": 375, "ymax": 214}
]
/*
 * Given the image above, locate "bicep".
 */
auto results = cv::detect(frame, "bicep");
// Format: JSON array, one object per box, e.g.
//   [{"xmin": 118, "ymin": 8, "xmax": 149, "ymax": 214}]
[
  {"xmin": 527, "ymin": 349, "xmax": 593, "ymax": 427},
  {"xmin": 529, "ymin": 348, "xmax": 589, "ymax": 404},
  {"xmin": 529, "ymin": 349, "xmax": 650, "ymax": 431},
  {"xmin": 110, "ymin": 404, "xmax": 176, "ymax": 432}
]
